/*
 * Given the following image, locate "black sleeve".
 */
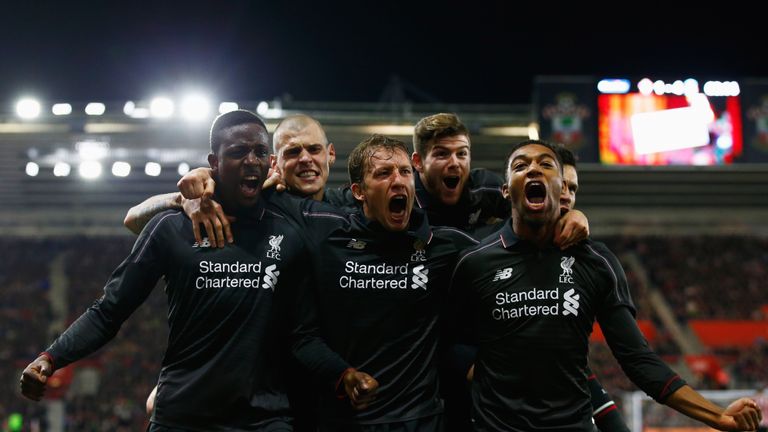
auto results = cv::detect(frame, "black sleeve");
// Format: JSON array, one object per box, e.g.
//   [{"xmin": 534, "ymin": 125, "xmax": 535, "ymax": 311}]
[
  {"xmin": 588, "ymin": 371, "xmax": 630, "ymax": 432},
  {"xmin": 45, "ymin": 212, "xmax": 171, "ymax": 370},
  {"xmin": 598, "ymin": 306, "xmax": 685, "ymax": 402},
  {"xmin": 277, "ymin": 228, "xmax": 352, "ymax": 390}
]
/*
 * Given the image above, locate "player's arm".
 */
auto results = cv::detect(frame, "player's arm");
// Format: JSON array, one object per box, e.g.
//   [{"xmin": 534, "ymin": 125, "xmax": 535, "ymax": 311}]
[
  {"xmin": 600, "ymin": 307, "xmax": 761, "ymax": 430},
  {"xmin": 274, "ymin": 230, "xmax": 378, "ymax": 410},
  {"xmin": 587, "ymin": 369, "xmax": 630, "ymax": 432},
  {"xmin": 20, "ymin": 213, "xmax": 170, "ymax": 401},
  {"xmin": 124, "ymin": 192, "xmax": 183, "ymax": 234}
]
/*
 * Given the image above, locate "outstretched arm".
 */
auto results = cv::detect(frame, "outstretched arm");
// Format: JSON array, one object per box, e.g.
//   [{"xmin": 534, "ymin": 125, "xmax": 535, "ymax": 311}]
[
  {"xmin": 665, "ymin": 386, "xmax": 761, "ymax": 431},
  {"xmin": 124, "ymin": 192, "xmax": 183, "ymax": 234}
]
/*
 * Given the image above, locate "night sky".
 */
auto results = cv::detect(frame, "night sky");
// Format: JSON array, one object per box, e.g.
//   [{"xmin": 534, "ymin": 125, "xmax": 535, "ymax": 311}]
[{"xmin": 1, "ymin": 1, "xmax": 763, "ymax": 105}]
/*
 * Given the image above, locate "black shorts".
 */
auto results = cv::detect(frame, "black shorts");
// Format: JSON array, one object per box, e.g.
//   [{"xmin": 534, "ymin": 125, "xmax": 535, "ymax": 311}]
[{"xmin": 318, "ymin": 414, "xmax": 443, "ymax": 432}]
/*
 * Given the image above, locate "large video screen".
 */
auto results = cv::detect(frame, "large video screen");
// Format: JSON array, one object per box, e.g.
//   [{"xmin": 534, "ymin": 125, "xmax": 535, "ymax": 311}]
[{"xmin": 598, "ymin": 85, "xmax": 742, "ymax": 165}]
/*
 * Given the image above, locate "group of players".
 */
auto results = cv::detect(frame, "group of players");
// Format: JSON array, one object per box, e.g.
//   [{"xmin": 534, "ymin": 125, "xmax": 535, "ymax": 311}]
[{"xmin": 20, "ymin": 111, "xmax": 763, "ymax": 431}]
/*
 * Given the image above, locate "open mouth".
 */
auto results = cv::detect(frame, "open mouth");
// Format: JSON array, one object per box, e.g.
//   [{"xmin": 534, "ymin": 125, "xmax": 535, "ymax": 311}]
[
  {"xmin": 297, "ymin": 170, "xmax": 319, "ymax": 179},
  {"xmin": 389, "ymin": 195, "xmax": 408, "ymax": 215},
  {"xmin": 240, "ymin": 175, "xmax": 261, "ymax": 197},
  {"xmin": 443, "ymin": 176, "xmax": 460, "ymax": 189},
  {"xmin": 525, "ymin": 181, "xmax": 546, "ymax": 204}
]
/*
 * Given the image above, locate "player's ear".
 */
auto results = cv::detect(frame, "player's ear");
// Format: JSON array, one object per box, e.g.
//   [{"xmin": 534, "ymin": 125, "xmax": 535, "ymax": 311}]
[
  {"xmin": 351, "ymin": 182, "xmax": 365, "ymax": 203},
  {"xmin": 411, "ymin": 152, "xmax": 424, "ymax": 173},
  {"xmin": 502, "ymin": 183, "xmax": 510, "ymax": 200},
  {"xmin": 207, "ymin": 153, "xmax": 219, "ymax": 172},
  {"xmin": 327, "ymin": 143, "xmax": 336, "ymax": 165}
]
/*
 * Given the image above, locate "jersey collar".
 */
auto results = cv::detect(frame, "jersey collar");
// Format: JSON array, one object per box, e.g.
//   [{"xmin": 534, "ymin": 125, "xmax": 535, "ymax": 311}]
[
  {"xmin": 352, "ymin": 206, "xmax": 433, "ymax": 245},
  {"xmin": 498, "ymin": 219, "xmax": 521, "ymax": 249}
]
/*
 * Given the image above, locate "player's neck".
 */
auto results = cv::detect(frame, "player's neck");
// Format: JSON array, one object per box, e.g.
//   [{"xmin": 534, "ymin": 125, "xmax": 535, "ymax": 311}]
[{"xmin": 511, "ymin": 213, "xmax": 556, "ymax": 248}]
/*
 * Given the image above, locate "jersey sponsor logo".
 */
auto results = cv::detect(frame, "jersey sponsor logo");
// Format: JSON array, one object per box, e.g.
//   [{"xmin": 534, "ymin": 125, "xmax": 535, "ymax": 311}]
[
  {"xmin": 493, "ymin": 267, "xmax": 513, "ymax": 281},
  {"xmin": 339, "ymin": 261, "xmax": 430, "ymax": 291},
  {"xmin": 262, "ymin": 264, "xmax": 280, "ymax": 291},
  {"xmin": 559, "ymin": 256, "xmax": 575, "ymax": 284},
  {"xmin": 195, "ymin": 260, "xmax": 273, "ymax": 290},
  {"xmin": 411, "ymin": 264, "xmax": 429, "ymax": 290},
  {"xmin": 562, "ymin": 288, "xmax": 580, "ymax": 316},
  {"xmin": 192, "ymin": 237, "xmax": 212, "ymax": 248},
  {"xmin": 266, "ymin": 235, "xmax": 283, "ymax": 260},
  {"xmin": 346, "ymin": 239, "xmax": 367, "ymax": 250}
]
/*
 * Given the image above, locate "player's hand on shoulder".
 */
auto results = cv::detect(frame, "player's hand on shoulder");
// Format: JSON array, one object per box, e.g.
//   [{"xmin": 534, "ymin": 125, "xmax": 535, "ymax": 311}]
[
  {"xmin": 183, "ymin": 197, "xmax": 235, "ymax": 248},
  {"xmin": 555, "ymin": 209, "xmax": 589, "ymax": 250}
]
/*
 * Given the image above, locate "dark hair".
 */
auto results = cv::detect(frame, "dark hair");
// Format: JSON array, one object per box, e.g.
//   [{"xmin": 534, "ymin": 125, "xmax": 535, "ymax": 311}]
[
  {"xmin": 412, "ymin": 113, "xmax": 470, "ymax": 157},
  {"xmin": 555, "ymin": 144, "xmax": 577, "ymax": 168},
  {"xmin": 504, "ymin": 139, "xmax": 563, "ymax": 179},
  {"xmin": 348, "ymin": 134, "xmax": 409, "ymax": 186},
  {"xmin": 209, "ymin": 110, "xmax": 267, "ymax": 153}
]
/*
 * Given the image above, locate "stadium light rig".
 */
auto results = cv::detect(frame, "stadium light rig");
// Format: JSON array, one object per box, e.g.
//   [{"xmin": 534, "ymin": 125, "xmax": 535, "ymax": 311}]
[
  {"xmin": 16, "ymin": 98, "xmax": 41, "ymax": 119},
  {"xmin": 52, "ymin": 103, "xmax": 72, "ymax": 115}
]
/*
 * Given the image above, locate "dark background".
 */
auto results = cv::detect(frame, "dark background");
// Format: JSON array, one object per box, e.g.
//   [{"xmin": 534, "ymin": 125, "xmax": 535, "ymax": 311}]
[{"xmin": 1, "ymin": 1, "xmax": 763, "ymax": 104}]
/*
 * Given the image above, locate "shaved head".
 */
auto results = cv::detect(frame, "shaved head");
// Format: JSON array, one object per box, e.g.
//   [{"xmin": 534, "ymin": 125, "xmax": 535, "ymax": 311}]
[{"xmin": 273, "ymin": 114, "xmax": 328, "ymax": 153}]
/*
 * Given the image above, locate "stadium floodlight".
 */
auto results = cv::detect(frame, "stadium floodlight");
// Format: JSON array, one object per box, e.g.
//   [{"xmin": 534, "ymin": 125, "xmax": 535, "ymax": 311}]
[
  {"xmin": 219, "ymin": 102, "xmax": 238, "ymax": 114},
  {"xmin": 79, "ymin": 161, "xmax": 102, "ymax": 179},
  {"xmin": 256, "ymin": 101, "xmax": 269, "ymax": 116},
  {"xmin": 112, "ymin": 161, "xmax": 131, "ymax": 177},
  {"xmin": 123, "ymin": 101, "xmax": 135, "ymax": 115},
  {"xmin": 85, "ymin": 102, "xmax": 106, "ymax": 116},
  {"xmin": 177, "ymin": 162, "xmax": 190, "ymax": 176},
  {"xmin": 181, "ymin": 94, "xmax": 211, "ymax": 121},
  {"xmin": 53, "ymin": 162, "xmax": 71, "ymax": 177},
  {"xmin": 52, "ymin": 103, "xmax": 72, "ymax": 116},
  {"xmin": 145, "ymin": 162, "xmax": 162, "ymax": 176},
  {"xmin": 76, "ymin": 140, "xmax": 109, "ymax": 160},
  {"xmin": 150, "ymin": 97, "xmax": 174, "ymax": 118},
  {"xmin": 25, "ymin": 162, "xmax": 39, "ymax": 176},
  {"xmin": 16, "ymin": 98, "xmax": 41, "ymax": 119}
]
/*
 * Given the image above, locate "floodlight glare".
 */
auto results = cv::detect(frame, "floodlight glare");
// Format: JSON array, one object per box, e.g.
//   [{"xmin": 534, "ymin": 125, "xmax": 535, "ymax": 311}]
[
  {"xmin": 123, "ymin": 101, "xmax": 136, "ymax": 115},
  {"xmin": 145, "ymin": 162, "xmax": 162, "ymax": 176},
  {"xmin": 16, "ymin": 98, "xmax": 41, "ymax": 119},
  {"xmin": 25, "ymin": 162, "xmax": 40, "ymax": 176},
  {"xmin": 53, "ymin": 162, "xmax": 71, "ymax": 177},
  {"xmin": 112, "ymin": 161, "xmax": 131, "ymax": 177},
  {"xmin": 219, "ymin": 102, "xmax": 239, "ymax": 114},
  {"xmin": 150, "ymin": 97, "xmax": 174, "ymax": 118},
  {"xmin": 52, "ymin": 103, "xmax": 72, "ymax": 115},
  {"xmin": 181, "ymin": 95, "xmax": 210, "ymax": 121},
  {"xmin": 79, "ymin": 161, "xmax": 102, "ymax": 179},
  {"xmin": 177, "ymin": 162, "xmax": 190, "ymax": 176},
  {"xmin": 85, "ymin": 102, "xmax": 106, "ymax": 116},
  {"xmin": 256, "ymin": 101, "xmax": 269, "ymax": 116}
]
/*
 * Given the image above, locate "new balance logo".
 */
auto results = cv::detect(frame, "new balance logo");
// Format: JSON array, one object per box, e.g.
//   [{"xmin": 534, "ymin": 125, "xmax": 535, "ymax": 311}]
[
  {"xmin": 266, "ymin": 235, "xmax": 283, "ymax": 260},
  {"xmin": 262, "ymin": 264, "xmax": 280, "ymax": 291},
  {"xmin": 411, "ymin": 265, "xmax": 429, "ymax": 290},
  {"xmin": 192, "ymin": 237, "xmax": 211, "ymax": 248},
  {"xmin": 563, "ymin": 288, "xmax": 580, "ymax": 316},
  {"xmin": 493, "ymin": 267, "xmax": 513, "ymax": 281},
  {"xmin": 346, "ymin": 239, "xmax": 366, "ymax": 250}
]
